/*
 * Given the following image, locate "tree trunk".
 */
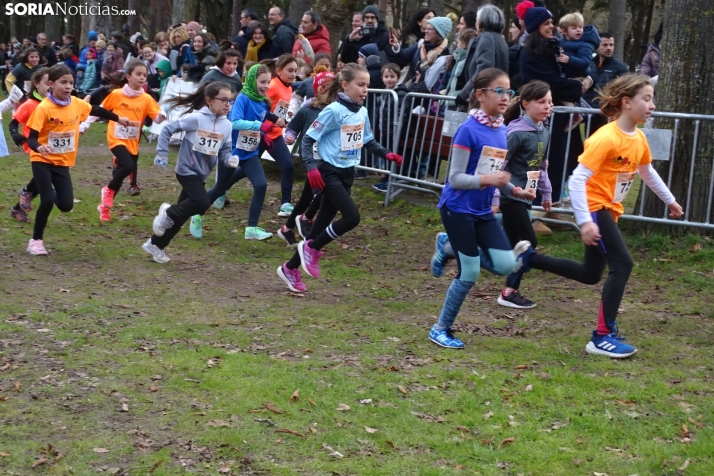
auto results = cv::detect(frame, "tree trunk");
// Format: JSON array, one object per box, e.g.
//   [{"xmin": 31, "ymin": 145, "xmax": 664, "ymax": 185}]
[
  {"xmin": 313, "ymin": 0, "xmax": 363, "ymax": 61},
  {"xmin": 149, "ymin": 0, "xmax": 172, "ymax": 41},
  {"xmin": 66, "ymin": 0, "xmax": 81, "ymax": 39},
  {"xmin": 608, "ymin": 0, "xmax": 627, "ymax": 59},
  {"xmin": 430, "ymin": 0, "xmax": 445, "ymax": 16},
  {"xmin": 128, "ymin": 0, "xmax": 142, "ymax": 34},
  {"xmin": 288, "ymin": 0, "xmax": 311, "ymax": 28},
  {"xmin": 462, "ymin": 0, "xmax": 487, "ymax": 13},
  {"xmin": 231, "ymin": 0, "xmax": 243, "ymax": 37},
  {"xmin": 638, "ymin": 0, "xmax": 714, "ymax": 231},
  {"xmin": 44, "ymin": 11, "xmax": 62, "ymax": 45},
  {"xmin": 90, "ymin": 0, "xmax": 116, "ymax": 40},
  {"xmin": 172, "ymin": 0, "xmax": 192, "ymax": 24}
]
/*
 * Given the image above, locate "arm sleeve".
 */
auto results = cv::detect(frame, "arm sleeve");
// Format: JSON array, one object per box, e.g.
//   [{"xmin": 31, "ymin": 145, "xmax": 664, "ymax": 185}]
[
  {"xmin": 638, "ymin": 164, "xmax": 675, "ymax": 205},
  {"xmin": 156, "ymin": 114, "xmax": 197, "ymax": 158},
  {"xmin": 90, "ymin": 105, "xmax": 120, "ymax": 122},
  {"xmin": 8, "ymin": 118, "xmax": 20, "ymax": 135},
  {"xmin": 300, "ymin": 134, "xmax": 319, "ymax": 171},
  {"xmin": 0, "ymin": 97, "xmax": 14, "ymax": 113},
  {"xmin": 27, "ymin": 128, "xmax": 41, "ymax": 152},
  {"xmin": 229, "ymin": 96, "xmax": 262, "ymax": 131},
  {"xmin": 569, "ymin": 163, "xmax": 594, "ymax": 225},
  {"xmin": 538, "ymin": 158, "xmax": 552, "ymax": 202},
  {"xmin": 448, "ymin": 145, "xmax": 482, "ymax": 190},
  {"xmin": 285, "ymin": 107, "xmax": 307, "ymax": 143},
  {"xmin": 363, "ymin": 139, "xmax": 388, "ymax": 159}
]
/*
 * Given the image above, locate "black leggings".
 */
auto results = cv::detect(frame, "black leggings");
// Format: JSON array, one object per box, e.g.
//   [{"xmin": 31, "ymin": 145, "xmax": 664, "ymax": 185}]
[
  {"xmin": 31, "ymin": 162, "xmax": 74, "ymax": 240},
  {"xmin": 285, "ymin": 178, "xmax": 322, "ymax": 229},
  {"xmin": 525, "ymin": 209, "xmax": 633, "ymax": 333},
  {"xmin": 286, "ymin": 163, "xmax": 359, "ymax": 269},
  {"xmin": 208, "ymin": 156, "xmax": 267, "ymax": 227},
  {"xmin": 108, "ymin": 145, "xmax": 138, "ymax": 193},
  {"xmin": 151, "ymin": 174, "xmax": 210, "ymax": 249},
  {"xmin": 534, "ymin": 114, "xmax": 583, "ymax": 205},
  {"xmin": 500, "ymin": 200, "xmax": 537, "ymax": 289}
]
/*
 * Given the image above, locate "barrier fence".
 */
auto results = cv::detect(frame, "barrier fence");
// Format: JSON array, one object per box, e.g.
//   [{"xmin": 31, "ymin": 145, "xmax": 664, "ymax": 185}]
[{"xmin": 370, "ymin": 91, "xmax": 714, "ymax": 231}]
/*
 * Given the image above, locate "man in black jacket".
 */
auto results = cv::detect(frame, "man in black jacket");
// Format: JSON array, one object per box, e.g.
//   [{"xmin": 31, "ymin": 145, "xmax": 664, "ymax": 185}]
[
  {"xmin": 268, "ymin": 7, "xmax": 298, "ymax": 55},
  {"xmin": 36, "ymin": 33, "xmax": 58, "ymax": 66},
  {"xmin": 339, "ymin": 5, "xmax": 390, "ymax": 65},
  {"xmin": 583, "ymin": 33, "xmax": 629, "ymax": 132}
]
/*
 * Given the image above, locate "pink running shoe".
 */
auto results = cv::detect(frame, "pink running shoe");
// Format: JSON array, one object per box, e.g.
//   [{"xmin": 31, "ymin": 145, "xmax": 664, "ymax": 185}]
[
  {"xmin": 298, "ymin": 239, "xmax": 324, "ymax": 278},
  {"xmin": 277, "ymin": 263, "xmax": 307, "ymax": 292},
  {"xmin": 101, "ymin": 186, "xmax": 115, "ymax": 208},
  {"xmin": 97, "ymin": 204, "xmax": 111, "ymax": 222},
  {"xmin": 27, "ymin": 239, "xmax": 48, "ymax": 255}
]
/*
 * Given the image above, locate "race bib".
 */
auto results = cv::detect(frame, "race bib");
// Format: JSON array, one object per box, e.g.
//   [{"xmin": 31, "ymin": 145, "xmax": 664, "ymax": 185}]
[
  {"xmin": 193, "ymin": 129, "xmax": 224, "ymax": 156},
  {"xmin": 474, "ymin": 146, "xmax": 507, "ymax": 176},
  {"xmin": 236, "ymin": 130, "xmax": 260, "ymax": 151},
  {"xmin": 275, "ymin": 100, "xmax": 290, "ymax": 120},
  {"xmin": 313, "ymin": 142, "xmax": 321, "ymax": 161},
  {"xmin": 341, "ymin": 123, "xmax": 364, "ymax": 151},
  {"xmin": 23, "ymin": 81, "xmax": 32, "ymax": 93},
  {"xmin": 613, "ymin": 172, "xmax": 637, "ymax": 203},
  {"xmin": 525, "ymin": 171, "xmax": 540, "ymax": 192},
  {"xmin": 114, "ymin": 121, "xmax": 141, "ymax": 140},
  {"xmin": 48, "ymin": 131, "xmax": 75, "ymax": 153}
]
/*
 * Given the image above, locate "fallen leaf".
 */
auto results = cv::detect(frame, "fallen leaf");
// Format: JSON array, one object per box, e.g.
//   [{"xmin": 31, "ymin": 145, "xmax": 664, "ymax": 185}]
[
  {"xmin": 365, "ymin": 426, "xmax": 378, "ymax": 434},
  {"xmin": 13, "ymin": 382, "xmax": 20, "ymax": 392},
  {"xmin": 539, "ymin": 372, "xmax": 552, "ymax": 380},
  {"xmin": 688, "ymin": 417, "xmax": 705, "ymax": 428},
  {"xmin": 206, "ymin": 419, "xmax": 231, "ymax": 427},
  {"xmin": 263, "ymin": 403, "xmax": 286, "ymax": 414},
  {"xmin": 680, "ymin": 424, "xmax": 690, "ymax": 438},
  {"xmin": 275, "ymin": 428, "xmax": 306, "ymax": 438},
  {"xmin": 93, "ymin": 447, "xmax": 110, "ymax": 453},
  {"xmin": 483, "ymin": 411, "xmax": 494, "ymax": 420},
  {"xmin": 0, "ymin": 452, "xmax": 11, "ymax": 457},
  {"xmin": 217, "ymin": 465, "xmax": 231, "ymax": 473},
  {"xmin": 593, "ymin": 473, "xmax": 609, "ymax": 476},
  {"xmin": 290, "ymin": 389, "xmax": 300, "ymax": 401},
  {"xmin": 514, "ymin": 365, "xmax": 529, "ymax": 370},
  {"xmin": 397, "ymin": 385, "xmax": 408, "ymax": 395},
  {"xmin": 59, "ymin": 288, "xmax": 70, "ymax": 293},
  {"xmin": 31, "ymin": 457, "xmax": 48, "ymax": 468},
  {"xmin": 149, "ymin": 384, "xmax": 159, "ymax": 392},
  {"xmin": 336, "ymin": 403, "xmax": 351, "ymax": 411},
  {"xmin": 525, "ymin": 384, "xmax": 534, "ymax": 391},
  {"xmin": 120, "ymin": 403, "xmax": 129, "ymax": 412},
  {"xmin": 0, "ymin": 395, "xmax": 8, "ymax": 401},
  {"xmin": 498, "ymin": 437, "xmax": 515, "ymax": 449},
  {"xmin": 308, "ymin": 427, "xmax": 317, "ymax": 434},
  {"xmin": 679, "ymin": 458, "xmax": 691, "ymax": 471},
  {"xmin": 254, "ymin": 418, "xmax": 277, "ymax": 427},
  {"xmin": 359, "ymin": 398, "xmax": 373, "ymax": 405},
  {"xmin": 322, "ymin": 443, "xmax": 343, "ymax": 458},
  {"xmin": 307, "ymin": 397, "xmax": 317, "ymax": 407},
  {"xmin": 614, "ymin": 399, "xmax": 635, "ymax": 406},
  {"xmin": 454, "ymin": 425, "xmax": 470, "ymax": 432}
]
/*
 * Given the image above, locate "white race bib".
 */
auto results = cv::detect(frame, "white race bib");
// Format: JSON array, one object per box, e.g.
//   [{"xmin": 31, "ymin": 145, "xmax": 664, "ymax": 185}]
[
  {"xmin": 23, "ymin": 81, "xmax": 32, "ymax": 93},
  {"xmin": 237, "ymin": 130, "xmax": 260, "ymax": 151},
  {"xmin": 474, "ymin": 146, "xmax": 507, "ymax": 176},
  {"xmin": 275, "ymin": 100, "xmax": 290, "ymax": 120},
  {"xmin": 341, "ymin": 123, "xmax": 364, "ymax": 151},
  {"xmin": 525, "ymin": 170, "xmax": 540, "ymax": 192},
  {"xmin": 48, "ymin": 131, "xmax": 75, "ymax": 153},
  {"xmin": 193, "ymin": 129, "xmax": 224, "ymax": 156},
  {"xmin": 613, "ymin": 172, "xmax": 637, "ymax": 203},
  {"xmin": 114, "ymin": 121, "xmax": 141, "ymax": 140},
  {"xmin": 313, "ymin": 142, "xmax": 321, "ymax": 161}
]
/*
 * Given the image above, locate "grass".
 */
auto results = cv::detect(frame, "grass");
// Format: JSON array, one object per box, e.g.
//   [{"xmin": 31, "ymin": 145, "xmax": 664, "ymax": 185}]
[{"xmin": 0, "ymin": 124, "xmax": 713, "ymax": 475}]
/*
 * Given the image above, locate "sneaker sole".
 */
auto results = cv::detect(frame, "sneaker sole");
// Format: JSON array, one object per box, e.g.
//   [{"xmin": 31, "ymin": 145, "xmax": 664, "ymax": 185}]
[
  {"xmin": 297, "ymin": 241, "xmax": 319, "ymax": 278},
  {"xmin": 585, "ymin": 342, "xmax": 637, "ymax": 358},
  {"xmin": 153, "ymin": 203, "xmax": 171, "ymax": 236},
  {"xmin": 428, "ymin": 336, "xmax": 464, "ymax": 349},
  {"xmin": 97, "ymin": 204, "xmax": 110, "ymax": 222},
  {"xmin": 27, "ymin": 246, "xmax": 48, "ymax": 256},
  {"xmin": 277, "ymin": 211, "xmax": 292, "ymax": 217},
  {"xmin": 245, "ymin": 234, "xmax": 273, "ymax": 241},
  {"xmin": 277, "ymin": 230, "xmax": 298, "ymax": 248},
  {"xmin": 277, "ymin": 266, "xmax": 306, "ymax": 293},
  {"xmin": 497, "ymin": 295, "xmax": 537, "ymax": 309},
  {"xmin": 142, "ymin": 241, "xmax": 170, "ymax": 264}
]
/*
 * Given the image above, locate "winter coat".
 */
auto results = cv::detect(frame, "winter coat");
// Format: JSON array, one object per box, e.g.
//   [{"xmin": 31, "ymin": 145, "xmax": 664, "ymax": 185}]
[
  {"xmin": 81, "ymin": 60, "xmax": 98, "ymax": 93},
  {"xmin": 508, "ymin": 43, "xmax": 523, "ymax": 91},
  {"xmin": 239, "ymin": 37, "xmax": 282, "ymax": 62},
  {"xmin": 292, "ymin": 25, "xmax": 332, "ymax": 59},
  {"xmin": 101, "ymin": 49, "xmax": 125, "ymax": 81},
  {"xmin": 519, "ymin": 40, "xmax": 582, "ymax": 104},
  {"xmin": 640, "ymin": 44, "xmax": 660, "ymax": 77},
  {"xmin": 144, "ymin": 52, "xmax": 168, "ymax": 75},
  {"xmin": 272, "ymin": 19, "xmax": 299, "ymax": 55},
  {"xmin": 582, "ymin": 55, "xmax": 630, "ymax": 106},
  {"xmin": 559, "ymin": 25, "xmax": 600, "ymax": 78},
  {"xmin": 339, "ymin": 22, "xmax": 391, "ymax": 64},
  {"xmin": 392, "ymin": 39, "xmax": 450, "ymax": 85},
  {"xmin": 199, "ymin": 67, "xmax": 243, "ymax": 94},
  {"xmin": 457, "ymin": 31, "xmax": 509, "ymax": 104}
]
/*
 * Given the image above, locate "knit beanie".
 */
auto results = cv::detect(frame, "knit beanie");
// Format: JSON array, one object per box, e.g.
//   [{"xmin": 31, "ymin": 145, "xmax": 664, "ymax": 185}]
[
  {"xmin": 361, "ymin": 5, "xmax": 380, "ymax": 22},
  {"xmin": 524, "ymin": 7, "xmax": 553, "ymax": 34},
  {"xmin": 313, "ymin": 71, "xmax": 335, "ymax": 95},
  {"xmin": 358, "ymin": 43, "xmax": 379, "ymax": 58},
  {"xmin": 87, "ymin": 30, "xmax": 98, "ymax": 42},
  {"xmin": 187, "ymin": 21, "xmax": 202, "ymax": 35},
  {"xmin": 427, "ymin": 17, "xmax": 453, "ymax": 40},
  {"xmin": 95, "ymin": 39, "xmax": 106, "ymax": 49}
]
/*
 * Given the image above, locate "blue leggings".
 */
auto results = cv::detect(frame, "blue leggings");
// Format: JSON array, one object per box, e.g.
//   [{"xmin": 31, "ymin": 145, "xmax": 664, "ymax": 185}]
[
  {"xmin": 208, "ymin": 156, "xmax": 267, "ymax": 227},
  {"xmin": 234, "ymin": 135, "xmax": 294, "ymax": 205},
  {"xmin": 435, "ymin": 206, "xmax": 515, "ymax": 330}
]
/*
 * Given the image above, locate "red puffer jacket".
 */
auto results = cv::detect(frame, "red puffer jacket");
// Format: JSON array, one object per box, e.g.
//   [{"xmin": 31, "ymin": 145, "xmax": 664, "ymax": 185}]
[{"xmin": 292, "ymin": 24, "xmax": 332, "ymax": 60}]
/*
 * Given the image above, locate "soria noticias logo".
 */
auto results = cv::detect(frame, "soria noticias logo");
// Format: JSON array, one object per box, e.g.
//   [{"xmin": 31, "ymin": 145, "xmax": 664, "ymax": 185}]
[{"xmin": 5, "ymin": 3, "xmax": 136, "ymax": 15}]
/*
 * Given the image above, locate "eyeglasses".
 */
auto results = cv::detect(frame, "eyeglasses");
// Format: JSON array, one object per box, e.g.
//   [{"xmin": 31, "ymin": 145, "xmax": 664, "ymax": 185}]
[
  {"xmin": 481, "ymin": 87, "xmax": 516, "ymax": 99},
  {"xmin": 215, "ymin": 97, "xmax": 235, "ymax": 106}
]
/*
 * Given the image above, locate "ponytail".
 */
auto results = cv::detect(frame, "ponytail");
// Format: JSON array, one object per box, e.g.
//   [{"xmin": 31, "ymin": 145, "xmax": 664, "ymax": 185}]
[{"xmin": 165, "ymin": 81, "xmax": 230, "ymax": 115}]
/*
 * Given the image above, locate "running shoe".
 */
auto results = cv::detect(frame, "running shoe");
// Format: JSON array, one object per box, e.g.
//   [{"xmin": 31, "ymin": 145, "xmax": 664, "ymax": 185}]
[
  {"xmin": 101, "ymin": 186, "xmax": 115, "ymax": 208},
  {"xmin": 152, "ymin": 203, "xmax": 173, "ymax": 237},
  {"xmin": 277, "ymin": 263, "xmax": 307, "ymax": 292},
  {"xmin": 497, "ymin": 290, "xmax": 537, "ymax": 309},
  {"xmin": 127, "ymin": 185, "xmax": 141, "ymax": 196},
  {"xmin": 97, "ymin": 204, "xmax": 111, "ymax": 222},
  {"xmin": 10, "ymin": 207, "xmax": 30, "ymax": 223},
  {"xmin": 27, "ymin": 239, "xmax": 48, "ymax": 256},
  {"xmin": 512, "ymin": 241, "xmax": 536, "ymax": 274},
  {"xmin": 18, "ymin": 188, "xmax": 33, "ymax": 211},
  {"xmin": 245, "ymin": 226, "xmax": 273, "ymax": 241},
  {"xmin": 298, "ymin": 239, "xmax": 323, "ymax": 277},
  {"xmin": 277, "ymin": 225, "xmax": 298, "ymax": 247},
  {"xmin": 430, "ymin": 232, "xmax": 450, "ymax": 278},
  {"xmin": 190, "ymin": 215, "xmax": 203, "ymax": 239},
  {"xmin": 277, "ymin": 202, "xmax": 294, "ymax": 217},
  {"xmin": 296, "ymin": 214, "xmax": 313, "ymax": 240},
  {"xmin": 372, "ymin": 181, "xmax": 388, "ymax": 193},
  {"xmin": 585, "ymin": 331, "xmax": 637, "ymax": 358},
  {"xmin": 211, "ymin": 194, "xmax": 226, "ymax": 210},
  {"xmin": 428, "ymin": 326, "xmax": 464, "ymax": 349},
  {"xmin": 142, "ymin": 239, "xmax": 170, "ymax": 264}
]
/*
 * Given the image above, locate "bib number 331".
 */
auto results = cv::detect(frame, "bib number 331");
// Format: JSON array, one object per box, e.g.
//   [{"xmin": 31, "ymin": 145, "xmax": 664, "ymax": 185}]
[
  {"xmin": 475, "ymin": 146, "xmax": 508, "ymax": 176},
  {"xmin": 48, "ymin": 131, "xmax": 75, "ymax": 153},
  {"xmin": 341, "ymin": 123, "xmax": 364, "ymax": 151},
  {"xmin": 193, "ymin": 130, "xmax": 224, "ymax": 156}
]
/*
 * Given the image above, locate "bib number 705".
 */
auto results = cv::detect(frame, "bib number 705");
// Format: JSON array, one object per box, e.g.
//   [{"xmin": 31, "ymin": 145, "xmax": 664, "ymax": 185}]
[{"xmin": 341, "ymin": 123, "xmax": 364, "ymax": 151}]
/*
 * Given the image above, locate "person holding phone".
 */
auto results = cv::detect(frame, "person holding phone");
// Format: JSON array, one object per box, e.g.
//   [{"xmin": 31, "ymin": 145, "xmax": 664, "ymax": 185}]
[{"xmin": 339, "ymin": 6, "xmax": 390, "ymax": 64}]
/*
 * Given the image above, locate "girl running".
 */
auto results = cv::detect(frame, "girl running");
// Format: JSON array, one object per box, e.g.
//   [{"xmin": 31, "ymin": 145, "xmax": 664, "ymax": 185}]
[
  {"xmin": 7, "ymin": 68, "xmax": 50, "ymax": 223},
  {"xmin": 509, "ymin": 74, "xmax": 683, "ymax": 358},
  {"xmin": 277, "ymin": 64, "xmax": 402, "ymax": 292},
  {"xmin": 144, "ymin": 81, "xmax": 237, "ymax": 263},
  {"xmin": 494, "ymin": 79, "xmax": 553, "ymax": 309},
  {"xmin": 24, "ymin": 64, "xmax": 131, "ymax": 255},
  {"xmin": 428, "ymin": 68, "xmax": 534, "ymax": 349},
  {"xmin": 277, "ymin": 70, "xmax": 335, "ymax": 247},
  {"xmin": 190, "ymin": 64, "xmax": 283, "ymax": 240},
  {"xmin": 98, "ymin": 59, "xmax": 165, "ymax": 221}
]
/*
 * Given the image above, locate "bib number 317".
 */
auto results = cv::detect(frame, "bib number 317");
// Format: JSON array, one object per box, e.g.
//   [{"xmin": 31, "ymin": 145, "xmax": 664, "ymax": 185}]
[
  {"xmin": 193, "ymin": 130, "xmax": 224, "ymax": 156},
  {"xmin": 341, "ymin": 123, "xmax": 364, "ymax": 151}
]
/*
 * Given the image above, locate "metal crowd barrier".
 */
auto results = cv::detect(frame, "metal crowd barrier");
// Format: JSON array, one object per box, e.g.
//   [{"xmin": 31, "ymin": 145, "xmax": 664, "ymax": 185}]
[{"xmin": 358, "ymin": 88, "xmax": 400, "ymax": 175}]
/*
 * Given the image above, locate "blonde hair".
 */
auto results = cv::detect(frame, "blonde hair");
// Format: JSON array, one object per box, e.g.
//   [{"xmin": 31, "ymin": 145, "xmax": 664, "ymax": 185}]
[
  {"xmin": 559, "ymin": 12, "xmax": 584, "ymax": 30},
  {"xmin": 170, "ymin": 26, "xmax": 189, "ymax": 46},
  {"xmin": 597, "ymin": 74, "xmax": 653, "ymax": 118}
]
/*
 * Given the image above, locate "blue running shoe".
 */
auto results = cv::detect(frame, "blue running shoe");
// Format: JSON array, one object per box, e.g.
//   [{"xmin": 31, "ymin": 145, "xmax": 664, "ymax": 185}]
[
  {"xmin": 585, "ymin": 331, "xmax": 637, "ymax": 358},
  {"xmin": 429, "ymin": 325, "xmax": 465, "ymax": 349},
  {"xmin": 211, "ymin": 194, "xmax": 226, "ymax": 210},
  {"xmin": 431, "ymin": 232, "xmax": 450, "ymax": 278}
]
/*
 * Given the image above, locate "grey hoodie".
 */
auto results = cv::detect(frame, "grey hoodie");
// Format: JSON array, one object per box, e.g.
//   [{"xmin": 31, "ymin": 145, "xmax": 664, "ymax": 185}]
[{"xmin": 156, "ymin": 106, "xmax": 233, "ymax": 182}]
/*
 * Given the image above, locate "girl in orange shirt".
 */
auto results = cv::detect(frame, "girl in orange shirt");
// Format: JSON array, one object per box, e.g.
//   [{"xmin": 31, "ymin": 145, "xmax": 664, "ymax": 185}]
[
  {"xmin": 24, "ymin": 64, "xmax": 130, "ymax": 255},
  {"xmin": 509, "ymin": 75, "xmax": 683, "ymax": 359},
  {"xmin": 97, "ymin": 59, "xmax": 165, "ymax": 221}
]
